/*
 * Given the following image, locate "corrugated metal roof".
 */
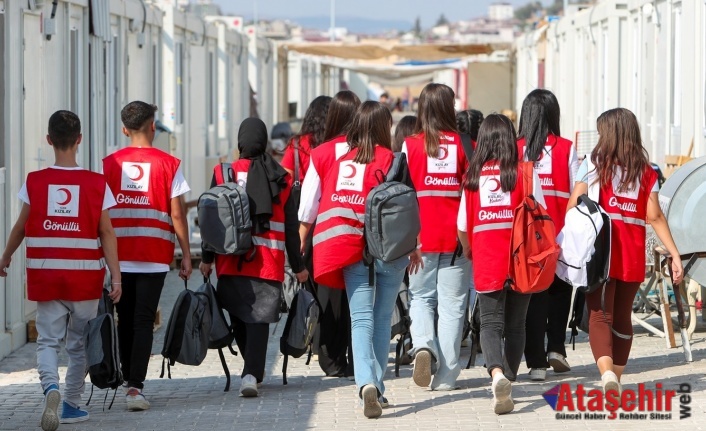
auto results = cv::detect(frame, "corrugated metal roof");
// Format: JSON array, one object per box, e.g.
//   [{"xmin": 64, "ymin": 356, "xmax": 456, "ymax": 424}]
[{"xmin": 90, "ymin": 0, "xmax": 111, "ymax": 42}]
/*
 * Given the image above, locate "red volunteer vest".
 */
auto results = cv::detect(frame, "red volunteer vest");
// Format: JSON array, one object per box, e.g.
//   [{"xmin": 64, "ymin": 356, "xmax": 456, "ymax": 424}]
[
  {"xmin": 103, "ymin": 147, "xmax": 180, "ymax": 265},
  {"xmin": 464, "ymin": 162, "xmax": 529, "ymax": 293},
  {"xmin": 518, "ymin": 134, "xmax": 573, "ymax": 231},
  {"xmin": 311, "ymin": 135, "xmax": 350, "ymax": 179},
  {"xmin": 25, "ymin": 169, "xmax": 106, "ymax": 301},
  {"xmin": 213, "ymin": 159, "xmax": 291, "ymax": 282},
  {"xmin": 312, "ymin": 145, "xmax": 394, "ymax": 289},
  {"xmin": 282, "ymin": 134, "xmax": 312, "ymax": 183},
  {"xmin": 405, "ymin": 131, "xmax": 467, "ymax": 253},
  {"xmin": 599, "ymin": 167, "xmax": 657, "ymax": 282}
]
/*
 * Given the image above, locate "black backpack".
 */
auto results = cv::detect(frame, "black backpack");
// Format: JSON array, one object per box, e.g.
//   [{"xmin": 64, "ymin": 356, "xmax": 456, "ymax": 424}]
[
  {"xmin": 195, "ymin": 277, "xmax": 239, "ymax": 391},
  {"xmin": 390, "ymin": 273, "xmax": 412, "ymax": 376},
  {"xmin": 83, "ymin": 289, "xmax": 123, "ymax": 409},
  {"xmin": 279, "ymin": 279, "xmax": 321, "ymax": 384},
  {"xmin": 161, "ymin": 281, "xmax": 212, "ymax": 381}
]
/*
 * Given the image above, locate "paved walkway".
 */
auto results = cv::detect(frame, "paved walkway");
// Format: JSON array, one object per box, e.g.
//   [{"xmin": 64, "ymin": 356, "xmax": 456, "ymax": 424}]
[{"xmin": 1, "ymin": 270, "xmax": 705, "ymax": 430}]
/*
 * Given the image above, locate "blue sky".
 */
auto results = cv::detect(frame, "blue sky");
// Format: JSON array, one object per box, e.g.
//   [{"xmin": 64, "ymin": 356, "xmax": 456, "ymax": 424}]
[{"xmin": 212, "ymin": 0, "xmax": 539, "ymax": 28}]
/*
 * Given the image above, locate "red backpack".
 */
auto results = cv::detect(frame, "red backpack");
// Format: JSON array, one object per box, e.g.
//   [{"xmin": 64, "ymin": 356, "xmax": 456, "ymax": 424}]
[{"xmin": 509, "ymin": 162, "xmax": 561, "ymax": 294}]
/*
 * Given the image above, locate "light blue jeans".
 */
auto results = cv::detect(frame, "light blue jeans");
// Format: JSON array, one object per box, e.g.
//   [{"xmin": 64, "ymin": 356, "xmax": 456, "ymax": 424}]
[
  {"xmin": 409, "ymin": 252, "xmax": 472, "ymax": 389},
  {"xmin": 343, "ymin": 257, "xmax": 408, "ymax": 397}
]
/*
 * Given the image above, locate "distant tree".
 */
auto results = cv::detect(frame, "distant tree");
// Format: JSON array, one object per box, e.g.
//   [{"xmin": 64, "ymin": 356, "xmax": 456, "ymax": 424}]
[
  {"xmin": 546, "ymin": 0, "xmax": 564, "ymax": 16},
  {"xmin": 514, "ymin": 1, "xmax": 543, "ymax": 21},
  {"xmin": 412, "ymin": 16, "xmax": 422, "ymax": 38},
  {"xmin": 436, "ymin": 14, "xmax": 449, "ymax": 27}
]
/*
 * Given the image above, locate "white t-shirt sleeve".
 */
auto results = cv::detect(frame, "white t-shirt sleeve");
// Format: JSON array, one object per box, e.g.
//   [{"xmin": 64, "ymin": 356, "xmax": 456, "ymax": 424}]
[
  {"xmin": 103, "ymin": 184, "xmax": 117, "ymax": 210},
  {"xmin": 298, "ymin": 161, "xmax": 322, "ymax": 224},
  {"xmin": 171, "ymin": 166, "xmax": 190, "ymax": 198},
  {"xmin": 18, "ymin": 183, "xmax": 29, "ymax": 205},
  {"xmin": 457, "ymin": 193, "xmax": 468, "ymax": 232},
  {"xmin": 576, "ymin": 159, "xmax": 589, "ymax": 184},
  {"xmin": 532, "ymin": 170, "xmax": 547, "ymax": 207},
  {"xmin": 568, "ymin": 146, "xmax": 579, "ymax": 186},
  {"xmin": 401, "ymin": 142, "xmax": 409, "ymax": 158}
]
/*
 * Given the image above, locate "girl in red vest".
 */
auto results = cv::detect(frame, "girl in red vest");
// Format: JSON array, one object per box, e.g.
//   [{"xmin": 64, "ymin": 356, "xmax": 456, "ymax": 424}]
[
  {"xmin": 402, "ymin": 83, "xmax": 471, "ymax": 391},
  {"xmin": 457, "ymin": 114, "xmax": 546, "ymax": 415},
  {"xmin": 299, "ymin": 101, "xmax": 421, "ymax": 418},
  {"xmin": 200, "ymin": 118, "xmax": 308, "ymax": 398},
  {"xmin": 301, "ymin": 90, "xmax": 361, "ymax": 379},
  {"xmin": 393, "ymin": 115, "xmax": 417, "ymax": 153},
  {"xmin": 567, "ymin": 108, "xmax": 683, "ymax": 395},
  {"xmin": 281, "ymin": 95, "xmax": 331, "ymax": 183},
  {"xmin": 517, "ymin": 89, "xmax": 579, "ymax": 381}
]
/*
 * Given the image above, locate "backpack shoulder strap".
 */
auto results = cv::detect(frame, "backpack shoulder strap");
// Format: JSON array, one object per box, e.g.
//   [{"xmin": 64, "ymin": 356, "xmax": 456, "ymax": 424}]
[
  {"xmin": 521, "ymin": 161, "xmax": 534, "ymax": 199},
  {"xmin": 460, "ymin": 133, "xmax": 474, "ymax": 161},
  {"xmin": 293, "ymin": 138, "xmax": 301, "ymax": 186},
  {"xmin": 214, "ymin": 163, "xmax": 234, "ymax": 186}
]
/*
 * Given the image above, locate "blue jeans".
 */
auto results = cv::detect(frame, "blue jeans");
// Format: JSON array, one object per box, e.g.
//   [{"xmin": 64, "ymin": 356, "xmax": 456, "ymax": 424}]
[
  {"xmin": 344, "ymin": 257, "xmax": 408, "ymax": 397},
  {"xmin": 408, "ymin": 253, "xmax": 471, "ymax": 389}
]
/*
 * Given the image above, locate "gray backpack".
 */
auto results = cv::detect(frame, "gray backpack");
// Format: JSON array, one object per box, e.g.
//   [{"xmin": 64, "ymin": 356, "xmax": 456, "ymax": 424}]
[
  {"xmin": 365, "ymin": 153, "xmax": 421, "ymax": 265},
  {"xmin": 161, "ymin": 281, "xmax": 212, "ymax": 378},
  {"xmin": 279, "ymin": 280, "xmax": 321, "ymax": 385},
  {"xmin": 198, "ymin": 163, "xmax": 253, "ymax": 255}
]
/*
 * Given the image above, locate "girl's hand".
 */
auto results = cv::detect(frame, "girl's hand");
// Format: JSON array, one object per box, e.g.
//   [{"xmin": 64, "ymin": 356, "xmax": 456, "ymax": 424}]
[
  {"xmin": 408, "ymin": 249, "xmax": 424, "ymax": 275},
  {"xmin": 671, "ymin": 257, "xmax": 684, "ymax": 286}
]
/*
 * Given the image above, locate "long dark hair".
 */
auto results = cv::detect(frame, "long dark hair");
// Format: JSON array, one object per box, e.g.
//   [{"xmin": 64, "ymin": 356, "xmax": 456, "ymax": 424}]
[
  {"xmin": 464, "ymin": 114, "xmax": 518, "ymax": 192},
  {"xmin": 456, "ymin": 109, "xmax": 484, "ymax": 141},
  {"xmin": 591, "ymin": 108, "xmax": 650, "ymax": 193},
  {"xmin": 414, "ymin": 83, "xmax": 458, "ymax": 158},
  {"xmin": 292, "ymin": 95, "xmax": 331, "ymax": 149},
  {"xmin": 323, "ymin": 90, "xmax": 361, "ymax": 142},
  {"xmin": 517, "ymin": 89, "xmax": 561, "ymax": 162},
  {"xmin": 393, "ymin": 115, "xmax": 417, "ymax": 152},
  {"xmin": 348, "ymin": 101, "xmax": 393, "ymax": 164}
]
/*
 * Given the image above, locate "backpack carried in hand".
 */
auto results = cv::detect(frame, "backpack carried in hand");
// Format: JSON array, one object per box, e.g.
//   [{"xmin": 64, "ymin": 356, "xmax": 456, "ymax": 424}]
[
  {"xmin": 390, "ymin": 273, "xmax": 412, "ymax": 376},
  {"xmin": 198, "ymin": 163, "xmax": 253, "ymax": 255},
  {"xmin": 279, "ymin": 279, "xmax": 321, "ymax": 384},
  {"xmin": 83, "ymin": 289, "xmax": 123, "ymax": 408},
  {"xmin": 161, "ymin": 280, "xmax": 212, "ymax": 380},
  {"xmin": 509, "ymin": 162, "xmax": 561, "ymax": 294},
  {"xmin": 195, "ymin": 277, "xmax": 239, "ymax": 391},
  {"xmin": 364, "ymin": 153, "xmax": 420, "ymax": 281}
]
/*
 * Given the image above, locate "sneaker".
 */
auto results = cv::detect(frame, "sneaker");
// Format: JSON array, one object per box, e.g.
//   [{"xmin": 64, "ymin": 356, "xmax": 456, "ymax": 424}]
[
  {"xmin": 412, "ymin": 349, "xmax": 432, "ymax": 387},
  {"xmin": 126, "ymin": 388, "xmax": 150, "ymax": 411},
  {"xmin": 121, "ymin": 382, "xmax": 129, "ymax": 394},
  {"xmin": 601, "ymin": 371, "xmax": 621, "ymax": 396},
  {"xmin": 529, "ymin": 368, "xmax": 547, "ymax": 381},
  {"xmin": 41, "ymin": 384, "xmax": 61, "ymax": 431},
  {"xmin": 548, "ymin": 352, "xmax": 571, "ymax": 373},
  {"xmin": 431, "ymin": 383, "xmax": 461, "ymax": 391},
  {"xmin": 379, "ymin": 396, "xmax": 389, "ymax": 408},
  {"xmin": 60, "ymin": 401, "xmax": 89, "ymax": 424},
  {"xmin": 239, "ymin": 374, "xmax": 259, "ymax": 398},
  {"xmin": 491, "ymin": 373, "xmax": 514, "ymax": 415},
  {"xmin": 361, "ymin": 384, "xmax": 382, "ymax": 419}
]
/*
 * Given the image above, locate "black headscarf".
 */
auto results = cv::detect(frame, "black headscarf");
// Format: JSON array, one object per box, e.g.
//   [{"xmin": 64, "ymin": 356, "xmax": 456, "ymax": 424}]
[{"xmin": 238, "ymin": 118, "xmax": 288, "ymax": 234}]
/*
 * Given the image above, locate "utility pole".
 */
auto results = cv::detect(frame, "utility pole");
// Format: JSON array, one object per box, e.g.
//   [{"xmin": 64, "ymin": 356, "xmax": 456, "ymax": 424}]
[{"xmin": 330, "ymin": 0, "xmax": 335, "ymax": 42}]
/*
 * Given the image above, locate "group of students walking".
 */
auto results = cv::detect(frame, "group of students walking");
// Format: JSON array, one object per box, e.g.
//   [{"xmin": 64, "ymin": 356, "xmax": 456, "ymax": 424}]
[{"xmin": 0, "ymin": 82, "xmax": 685, "ymax": 429}]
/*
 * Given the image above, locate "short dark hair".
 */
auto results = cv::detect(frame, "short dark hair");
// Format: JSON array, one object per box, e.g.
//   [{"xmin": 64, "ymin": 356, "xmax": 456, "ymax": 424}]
[
  {"xmin": 121, "ymin": 101, "xmax": 158, "ymax": 131},
  {"xmin": 48, "ymin": 110, "xmax": 81, "ymax": 151}
]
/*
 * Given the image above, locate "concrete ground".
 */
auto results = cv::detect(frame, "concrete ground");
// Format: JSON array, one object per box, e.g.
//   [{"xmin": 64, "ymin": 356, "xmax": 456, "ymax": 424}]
[{"xmin": 1, "ymin": 269, "xmax": 705, "ymax": 430}]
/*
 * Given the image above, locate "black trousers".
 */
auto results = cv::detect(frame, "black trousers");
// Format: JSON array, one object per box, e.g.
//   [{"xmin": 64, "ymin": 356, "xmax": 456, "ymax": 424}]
[
  {"xmin": 316, "ymin": 285, "xmax": 354, "ymax": 377},
  {"xmin": 229, "ymin": 314, "xmax": 269, "ymax": 382},
  {"xmin": 524, "ymin": 276, "xmax": 573, "ymax": 368},
  {"xmin": 115, "ymin": 272, "xmax": 167, "ymax": 389}
]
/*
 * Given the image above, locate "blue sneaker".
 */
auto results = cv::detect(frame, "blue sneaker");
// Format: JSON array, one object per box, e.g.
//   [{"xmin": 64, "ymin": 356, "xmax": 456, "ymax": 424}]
[
  {"xmin": 60, "ymin": 401, "xmax": 89, "ymax": 424},
  {"xmin": 41, "ymin": 384, "xmax": 60, "ymax": 431}
]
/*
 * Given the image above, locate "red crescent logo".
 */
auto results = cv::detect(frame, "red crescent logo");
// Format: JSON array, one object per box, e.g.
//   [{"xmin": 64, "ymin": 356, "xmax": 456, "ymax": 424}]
[
  {"xmin": 343, "ymin": 164, "xmax": 357, "ymax": 179},
  {"xmin": 128, "ymin": 164, "xmax": 144, "ymax": 181},
  {"xmin": 489, "ymin": 178, "xmax": 502, "ymax": 193},
  {"xmin": 438, "ymin": 146, "xmax": 449, "ymax": 161},
  {"xmin": 57, "ymin": 188, "xmax": 72, "ymax": 206}
]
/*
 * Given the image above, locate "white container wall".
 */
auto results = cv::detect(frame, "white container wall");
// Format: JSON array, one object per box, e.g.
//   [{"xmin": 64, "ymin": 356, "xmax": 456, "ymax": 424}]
[{"xmin": 514, "ymin": 0, "xmax": 706, "ymax": 164}]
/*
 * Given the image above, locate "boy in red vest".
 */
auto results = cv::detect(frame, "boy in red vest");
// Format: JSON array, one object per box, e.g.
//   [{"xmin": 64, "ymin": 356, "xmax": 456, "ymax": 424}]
[
  {"xmin": 0, "ymin": 110, "xmax": 122, "ymax": 431},
  {"xmin": 103, "ymin": 101, "xmax": 192, "ymax": 411}
]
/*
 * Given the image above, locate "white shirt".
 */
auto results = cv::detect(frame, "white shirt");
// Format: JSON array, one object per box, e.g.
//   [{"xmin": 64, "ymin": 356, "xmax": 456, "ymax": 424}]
[
  {"xmin": 457, "ymin": 170, "xmax": 546, "ymax": 232},
  {"xmin": 298, "ymin": 161, "xmax": 322, "ymax": 224},
  {"xmin": 120, "ymin": 165, "xmax": 191, "ymax": 273},
  {"xmin": 18, "ymin": 166, "xmax": 117, "ymax": 210}
]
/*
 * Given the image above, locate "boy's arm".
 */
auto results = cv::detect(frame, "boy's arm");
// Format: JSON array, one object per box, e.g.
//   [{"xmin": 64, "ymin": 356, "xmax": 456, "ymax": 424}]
[
  {"xmin": 0, "ymin": 203, "xmax": 30, "ymax": 277},
  {"xmin": 98, "ymin": 210, "xmax": 122, "ymax": 302},
  {"xmin": 171, "ymin": 195, "xmax": 192, "ymax": 280}
]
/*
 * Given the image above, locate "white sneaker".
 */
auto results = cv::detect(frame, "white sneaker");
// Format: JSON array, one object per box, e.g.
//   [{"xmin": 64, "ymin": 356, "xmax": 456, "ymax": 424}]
[
  {"xmin": 412, "ymin": 349, "xmax": 432, "ymax": 387},
  {"xmin": 491, "ymin": 373, "xmax": 514, "ymax": 415},
  {"xmin": 361, "ymin": 384, "xmax": 382, "ymax": 419},
  {"xmin": 126, "ymin": 387, "xmax": 150, "ymax": 411},
  {"xmin": 601, "ymin": 371, "xmax": 621, "ymax": 396},
  {"xmin": 41, "ymin": 386, "xmax": 61, "ymax": 431},
  {"xmin": 529, "ymin": 368, "xmax": 547, "ymax": 381},
  {"xmin": 548, "ymin": 352, "xmax": 571, "ymax": 373},
  {"xmin": 239, "ymin": 374, "xmax": 259, "ymax": 397}
]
